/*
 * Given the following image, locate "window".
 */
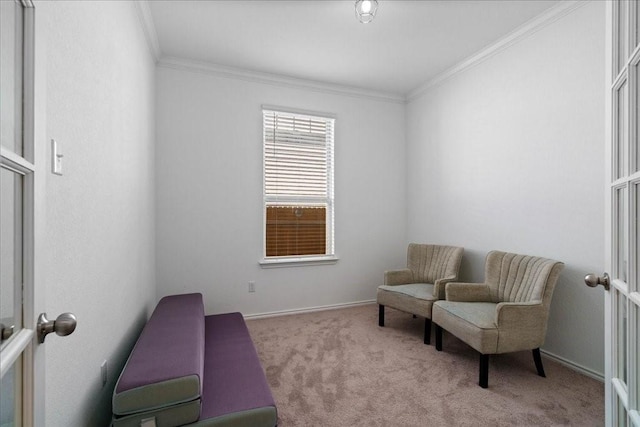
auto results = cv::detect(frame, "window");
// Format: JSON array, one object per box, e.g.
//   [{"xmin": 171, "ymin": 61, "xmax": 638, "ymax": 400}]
[{"xmin": 262, "ymin": 106, "xmax": 335, "ymax": 265}]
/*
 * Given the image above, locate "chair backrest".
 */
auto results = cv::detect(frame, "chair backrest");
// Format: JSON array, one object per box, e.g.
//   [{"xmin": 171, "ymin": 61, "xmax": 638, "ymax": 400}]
[
  {"xmin": 407, "ymin": 244, "xmax": 464, "ymax": 284},
  {"xmin": 484, "ymin": 251, "xmax": 564, "ymax": 305}
]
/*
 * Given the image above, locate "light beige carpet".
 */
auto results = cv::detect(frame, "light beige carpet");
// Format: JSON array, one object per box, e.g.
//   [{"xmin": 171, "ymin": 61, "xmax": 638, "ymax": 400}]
[{"xmin": 246, "ymin": 304, "xmax": 604, "ymax": 426}]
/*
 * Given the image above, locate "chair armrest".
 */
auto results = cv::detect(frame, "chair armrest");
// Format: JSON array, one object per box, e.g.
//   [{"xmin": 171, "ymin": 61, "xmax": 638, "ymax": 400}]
[
  {"xmin": 384, "ymin": 269, "xmax": 413, "ymax": 286},
  {"xmin": 445, "ymin": 283, "xmax": 492, "ymax": 302},
  {"xmin": 433, "ymin": 276, "xmax": 458, "ymax": 299},
  {"xmin": 495, "ymin": 301, "xmax": 544, "ymax": 328}
]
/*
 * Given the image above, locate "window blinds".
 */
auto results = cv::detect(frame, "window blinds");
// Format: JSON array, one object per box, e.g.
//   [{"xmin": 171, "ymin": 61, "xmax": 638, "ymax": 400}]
[
  {"xmin": 263, "ymin": 110, "xmax": 334, "ymax": 201},
  {"xmin": 263, "ymin": 109, "xmax": 335, "ymax": 257}
]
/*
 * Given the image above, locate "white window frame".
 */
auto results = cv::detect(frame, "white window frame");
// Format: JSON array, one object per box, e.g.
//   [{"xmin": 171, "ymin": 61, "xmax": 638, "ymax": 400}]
[{"xmin": 259, "ymin": 105, "xmax": 337, "ymax": 268}]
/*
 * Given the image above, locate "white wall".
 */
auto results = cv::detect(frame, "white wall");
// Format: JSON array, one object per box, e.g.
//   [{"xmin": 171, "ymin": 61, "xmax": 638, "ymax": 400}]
[
  {"xmin": 30, "ymin": 2, "xmax": 607, "ymax": 424},
  {"xmin": 40, "ymin": 1, "xmax": 156, "ymax": 425},
  {"xmin": 406, "ymin": 2, "xmax": 605, "ymax": 375},
  {"xmin": 155, "ymin": 66, "xmax": 407, "ymax": 315}
]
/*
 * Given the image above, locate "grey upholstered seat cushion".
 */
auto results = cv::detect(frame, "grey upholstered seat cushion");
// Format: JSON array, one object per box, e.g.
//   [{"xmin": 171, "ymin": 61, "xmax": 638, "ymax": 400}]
[
  {"xmin": 433, "ymin": 301, "xmax": 497, "ymax": 329},
  {"xmin": 377, "ymin": 284, "xmax": 436, "ymax": 318},
  {"xmin": 378, "ymin": 283, "xmax": 435, "ymax": 300},
  {"xmin": 112, "ymin": 400, "xmax": 201, "ymax": 427},
  {"xmin": 432, "ymin": 301, "xmax": 499, "ymax": 354}
]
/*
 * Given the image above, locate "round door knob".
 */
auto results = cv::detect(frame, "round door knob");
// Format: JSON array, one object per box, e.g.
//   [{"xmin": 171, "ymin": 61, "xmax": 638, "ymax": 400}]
[
  {"xmin": 53, "ymin": 313, "xmax": 77, "ymax": 337},
  {"xmin": 37, "ymin": 312, "xmax": 77, "ymax": 344},
  {"xmin": 584, "ymin": 273, "xmax": 610, "ymax": 291}
]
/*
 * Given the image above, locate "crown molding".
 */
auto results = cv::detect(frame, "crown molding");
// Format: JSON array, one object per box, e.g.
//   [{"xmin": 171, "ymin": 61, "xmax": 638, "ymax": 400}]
[
  {"xmin": 406, "ymin": 0, "xmax": 586, "ymax": 102},
  {"xmin": 133, "ymin": 0, "xmax": 161, "ymax": 62},
  {"xmin": 157, "ymin": 56, "xmax": 406, "ymax": 104}
]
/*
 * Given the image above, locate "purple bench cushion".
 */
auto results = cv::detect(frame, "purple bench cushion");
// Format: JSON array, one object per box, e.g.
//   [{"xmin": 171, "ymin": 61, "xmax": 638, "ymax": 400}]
[
  {"xmin": 113, "ymin": 293, "xmax": 205, "ymax": 416},
  {"xmin": 199, "ymin": 313, "xmax": 276, "ymax": 422}
]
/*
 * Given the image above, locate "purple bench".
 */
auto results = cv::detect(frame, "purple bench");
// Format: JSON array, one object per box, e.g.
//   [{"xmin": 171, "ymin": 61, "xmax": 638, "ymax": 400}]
[{"xmin": 112, "ymin": 293, "xmax": 277, "ymax": 427}]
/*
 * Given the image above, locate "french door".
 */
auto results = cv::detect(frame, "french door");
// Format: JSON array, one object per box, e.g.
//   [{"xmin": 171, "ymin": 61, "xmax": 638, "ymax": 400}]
[
  {"xmin": 606, "ymin": 0, "xmax": 640, "ymax": 425},
  {"xmin": 1, "ymin": 1, "xmax": 45, "ymax": 425}
]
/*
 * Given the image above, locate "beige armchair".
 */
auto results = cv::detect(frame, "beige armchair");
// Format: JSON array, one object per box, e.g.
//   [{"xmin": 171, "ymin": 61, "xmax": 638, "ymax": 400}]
[
  {"xmin": 432, "ymin": 251, "xmax": 564, "ymax": 388},
  {"xmin": 377, "ymin": 244, "xmax": 464, "ymax": 344}
]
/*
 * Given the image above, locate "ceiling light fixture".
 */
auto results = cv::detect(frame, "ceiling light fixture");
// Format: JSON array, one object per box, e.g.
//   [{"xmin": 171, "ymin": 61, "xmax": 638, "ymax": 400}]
[{"xmin": 355, "ymin": 0, "xmax": 378, "ymax": 24}]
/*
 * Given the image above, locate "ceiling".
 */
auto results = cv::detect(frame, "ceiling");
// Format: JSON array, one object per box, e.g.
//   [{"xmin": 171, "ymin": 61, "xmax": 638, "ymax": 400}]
[{"xmin": 148, "ymin": 0, "xmax": 561, "ymax": 97}]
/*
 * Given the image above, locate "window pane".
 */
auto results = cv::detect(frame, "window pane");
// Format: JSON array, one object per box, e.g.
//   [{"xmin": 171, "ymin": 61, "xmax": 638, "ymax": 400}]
[
  {"xmin": 616, "ymin": 80, "xmax": 629, "ymax": 179},
  {"xmin": 264, "ymin": 113, "xmax": 331, "ymax": 199},
  {"xmin": 0, "ymin": 357, "xmax": 22, "ymax": 427},
  {"xmin": 635, "ymin": 304, "xmax": 640, "ymax": 411},
  {"xmin": 616, "ymin": 186, "xmax": 629, "ymax": 283},
  {"xmin": 634, "ymin": 0, "xmax": 640, "ymax": 51},
  {"xmin": 618, "ymin": 400, "xmax": 628, "ymax": 427},
  {"xmin": 636, "ymin": 183, "xmax": 640, "ymax": 292},
  {"xmin": 634, "ymin": 60, "xmax": 639, "ymax": 173},
  {"xmin": 0, "ymin": 167, "xmax": 23, "ymax": 342},
  {"xmin": 617, "ymin": 0, "xmax": 629, "ymax": 76},
  {"xmin": 0, "ymin": 0, "xmax": 23, "ymax": 156},
  {"xmin": 266, "ymin": 205, "xmax": 326, "ymax": 257},
  {"xmin": 263, "ymin": 109, "xmax": 334, "ymax": 258},
  {"xmin": 617, "ymin": 291, "xmax": 628, "ymax": 386}
]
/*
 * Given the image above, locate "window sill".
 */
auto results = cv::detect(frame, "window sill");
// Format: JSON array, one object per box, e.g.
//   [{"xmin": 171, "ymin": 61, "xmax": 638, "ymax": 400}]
[{"xmin": 259, "ymin": 255, "xmax": 339, "ymax": 268}]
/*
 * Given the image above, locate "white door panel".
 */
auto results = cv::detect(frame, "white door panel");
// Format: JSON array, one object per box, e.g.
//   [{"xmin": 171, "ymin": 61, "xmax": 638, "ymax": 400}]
[
  {"xmin": 0, "ymin": 1, "xmax": 44, "ymax": 425},
  {"xmin": 605, "ymin": 1, "xmax": 640, "ymax": 426}
]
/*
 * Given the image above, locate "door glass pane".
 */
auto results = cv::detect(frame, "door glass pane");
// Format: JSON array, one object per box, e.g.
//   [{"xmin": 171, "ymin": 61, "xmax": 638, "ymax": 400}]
[
  {"xmin": 618, "ymin": 0, "xmax": 629, "ymax": 76},
  {"xmin": 0, "ymin": 357, "xmax": 22, "ymax": 427},
  {"xmin": 0, "ymin": 167, "xmax": 23, "ymax": 343},
  {"xmin": 617, "ymin": 291, "xmax": 628, "ymax": 386},
  {"xmin": 634, "ymin": 0, "xmax": 640, "ymax": 51},
  {"xmin": 0, "ymin": 0, "xmax": 23, "ymax": 156},
  {"xmin": 635, "ymin": 305, "xmax": 639, "ymax": 410},
  {"xmin": 634, "ymin": 61, "xmax": 639, "ymax": 174},
  {"xmin": 616, "ymin": 186, "xmax": 629, "ymax": 283},
  {"xmin": 616, "ymin": 80, "xmax": 629, "ymax": 179},
  {"xmin": 618, "ymin": 394, "xmax": 629, "ymax": 427},
  {"xmin": 636, "ymin": 183, "xmax": 640, "ymax": 291}
]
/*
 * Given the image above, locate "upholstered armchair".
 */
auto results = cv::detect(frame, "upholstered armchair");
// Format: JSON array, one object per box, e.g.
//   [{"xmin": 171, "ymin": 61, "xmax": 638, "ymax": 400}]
[
  {"xmin": 432, "ymin": 251, "xmax": 564, "ymax": 388},
  {"xmin": 377, "ymin": 244, "xmax": 464, "ymax": 344}
]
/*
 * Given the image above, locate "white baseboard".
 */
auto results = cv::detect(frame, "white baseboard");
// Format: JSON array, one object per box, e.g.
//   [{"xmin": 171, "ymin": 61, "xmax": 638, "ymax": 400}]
[
  {"xmin": 540, "ymin": 349, "xmax": 604, "ymax": 382},
  {"xmin": 244, "ymin": 299, "xmax": 376, "ymax": 320}
]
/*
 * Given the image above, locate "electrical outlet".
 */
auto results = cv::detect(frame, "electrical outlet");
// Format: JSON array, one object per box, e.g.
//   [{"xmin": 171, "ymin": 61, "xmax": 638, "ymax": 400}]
[
  {"xmin": 100, "ymin": 360, "xmax": 108, "ymax": 387},
  {"xmin": 248, "ymin": 281, "xmax": 256, "ymax": 293}
]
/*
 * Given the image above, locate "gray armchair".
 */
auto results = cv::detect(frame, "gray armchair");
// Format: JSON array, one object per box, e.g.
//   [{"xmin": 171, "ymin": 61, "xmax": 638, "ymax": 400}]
[
  {"xmin": 432, "ymin": 250, "xmax": 564, "ymax": 388},
  {"xmin": 377, "ymin": 244, "xmax": 464, "ymax": 344}
]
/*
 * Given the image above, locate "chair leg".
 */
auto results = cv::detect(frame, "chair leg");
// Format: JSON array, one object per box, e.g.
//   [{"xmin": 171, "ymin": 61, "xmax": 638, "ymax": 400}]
[
  {"xmin": 435, "ymin": 324, "xmax": 443, "ymax": 351},
  {"xmin": 532, "ymin": 348, "xmax": 546, "ymax": 377},
  {"xmin": 479, "ymin": 354, "xmax": 489, "ymax": 388},
  {"xmin": 424, "ymin": 318, "xmax": 431, "ymax": 345},
  {"xmin": 378, "ymin": 305, "xmax": 384, "ymax": 327}
]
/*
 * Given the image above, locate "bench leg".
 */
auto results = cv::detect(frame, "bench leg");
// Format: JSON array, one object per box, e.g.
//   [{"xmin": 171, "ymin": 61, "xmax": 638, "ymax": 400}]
[
  {"xmin": 479, "ymin": 354, "xmax": 489, "ymax": 388},
  {"xmin": 435, "ymin": 324, "xmax": 443, "ymax": 351},
  {"xmin": 424, "ymin": 318, "xmax": 431, "ymax": 345},
  {"xmin": 532, "ymin": 348, "xmax": 546, "ymax": 377},
  {"xmin": 378, "ymin": 304, "xmax": 384, "ymax": 327}
]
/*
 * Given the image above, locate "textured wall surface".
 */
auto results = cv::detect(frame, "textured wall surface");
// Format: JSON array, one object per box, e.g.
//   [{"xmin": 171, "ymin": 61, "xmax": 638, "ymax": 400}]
[
  {"xmin": 41, "ymin": 1, "xmax": 156, "ymax": 425},
  {"xmin": 405, "ymin": 2, "xmax": 605, "ymax": 375},
  {"xmin": 155, "ymin": 66, "xmax": 407, "ymax": 316}
]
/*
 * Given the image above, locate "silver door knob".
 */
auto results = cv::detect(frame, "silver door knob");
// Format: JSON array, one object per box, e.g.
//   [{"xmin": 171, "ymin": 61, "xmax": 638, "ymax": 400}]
[
  {"xmin": 37, "ymin": 312, "xmax": 77, "ymax": 344},
  {"xmin": 584, "ymin": 273, "xmax": 610, "ymax": 291},
  {"xmin": 0, "ymin": 324, "xmax": 15, "ymax": 342}
]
